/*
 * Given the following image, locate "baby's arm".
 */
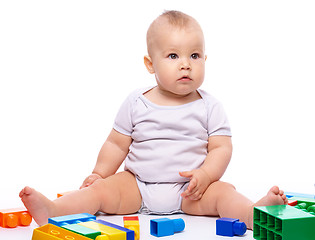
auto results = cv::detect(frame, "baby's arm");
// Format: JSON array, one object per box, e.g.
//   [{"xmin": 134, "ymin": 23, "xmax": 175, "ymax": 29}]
[
  {"xmin": 80, "ymin": 129, "xmax": 132, "ymax": 188},
  {"xmin": 180, "ymin": 135, "xmax": 232, "ymax": 200}
]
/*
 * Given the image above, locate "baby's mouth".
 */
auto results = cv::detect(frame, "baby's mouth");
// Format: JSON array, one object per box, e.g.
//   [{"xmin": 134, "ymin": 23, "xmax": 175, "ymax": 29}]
[{"xmin": 178, "ymin": 76, "xmax": 192, "ymax": 81}]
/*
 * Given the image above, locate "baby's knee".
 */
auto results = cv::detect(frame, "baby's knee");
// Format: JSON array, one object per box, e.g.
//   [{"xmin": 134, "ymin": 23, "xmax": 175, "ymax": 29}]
[
  {"xmin": 89, "ymin": 178, "xmax": 119, "ymax": 202},
  {"xmin": 88, "ymin": 179, "xmax": 111, "ymax": 195},
  {"xmin": 211, "ymin": 181, "xmax": 235, "ymax": 191},
  {"xmin": 89, "ymin": 178, "xmax": 103, "ymax": 188}
]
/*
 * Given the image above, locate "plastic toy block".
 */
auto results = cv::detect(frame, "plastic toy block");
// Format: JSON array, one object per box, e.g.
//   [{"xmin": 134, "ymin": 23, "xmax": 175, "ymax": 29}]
[
  {"xmin": 95, "ymin": 219, "xmax": 134, "ymax": 240},
  {"xmin": 123, "ymin": 216, "xmax": 139, "ymax": 240},
  {"xmin": 0, "ymin": 207, "xmax": 32, "ymax": 228},
  {"xmin": 123, "ymin": 216, "xmax": 139, "ymax": 221},
  {"xmin": 254, "ymin": 205, "xmax": 315, "ymax": 240},
  {"xmin": 285, "ymin": 191, "xmax": 315, "ymax": 199},
  {"xmin": 48, "ymin": 213, "xmax": 96, "ymax": 227},
  {"xmin": 62, "ymin": 223, "xmax": 102, "ymax": 239},
  {"xmin": 216, "ymin": 217, "xmax": 246, "ymax": 237},
  {"xmin": 79, "ymin": 220, "xmax": 130, "ymax": 240},
  {"xmin": 32, "ymin": 224, "xmax": 92, "ymax": 240},
  {"xmin": 288, "ymin": 196, "xmax": 315, "ymax": 204},
  {"xmin": 286, "ymin": 196, "xmax": 315, "ymax": 215},
  {"xmin": 288, "ymin": 200, "xmax": 298, "ymax": 206},
  {"xmin": 150, "ymin": 218, "xmax": 185, "ymax": 237}
]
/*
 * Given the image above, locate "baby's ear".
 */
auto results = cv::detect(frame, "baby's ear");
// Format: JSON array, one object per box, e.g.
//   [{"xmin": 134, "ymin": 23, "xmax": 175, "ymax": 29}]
[{"xmin": 144, "ymin": 55, "xmax": 155, "ymax": 74}]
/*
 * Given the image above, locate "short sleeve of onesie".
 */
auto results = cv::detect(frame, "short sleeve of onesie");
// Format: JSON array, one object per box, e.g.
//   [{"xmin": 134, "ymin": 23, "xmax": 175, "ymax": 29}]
[
  {"xmin": 198, "ymin": 89, "xmax": 231, "ymax": 137},
  {"xmin": 113, "ymin": 89, "xmax": 141, "ymax": 136}
]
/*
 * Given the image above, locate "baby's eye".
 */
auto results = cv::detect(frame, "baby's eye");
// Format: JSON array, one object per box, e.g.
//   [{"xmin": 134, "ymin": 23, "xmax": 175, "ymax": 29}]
[
  {"xmin": 168, "ymin": 54, "xmax": 178, "ymax": 59},
  {"xmin": 191, "ymin": 53, "xmax": 200, "ymax": 59}
]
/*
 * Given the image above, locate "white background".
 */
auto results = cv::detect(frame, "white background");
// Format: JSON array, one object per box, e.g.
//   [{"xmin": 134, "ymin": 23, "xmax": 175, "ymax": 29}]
[{"xmin": 1, "ymin": 0, "xmax": 315, "ymax": 209}]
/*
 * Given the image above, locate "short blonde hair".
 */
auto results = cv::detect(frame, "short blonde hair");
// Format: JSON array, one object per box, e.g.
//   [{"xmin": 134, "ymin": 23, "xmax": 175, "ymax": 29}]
[
  {"xmin": 159, "ymin": 10, "xmax": 192, "ymax": 28},
  {"xmin": 146, "ymin": 10, "xmax": 202, "ymax": 55}
]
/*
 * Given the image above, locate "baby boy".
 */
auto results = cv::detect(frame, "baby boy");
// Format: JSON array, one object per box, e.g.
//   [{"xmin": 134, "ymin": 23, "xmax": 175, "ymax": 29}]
[{"xmin": 20, "ymin": 10, "xmax": 287, "ymax": 229}]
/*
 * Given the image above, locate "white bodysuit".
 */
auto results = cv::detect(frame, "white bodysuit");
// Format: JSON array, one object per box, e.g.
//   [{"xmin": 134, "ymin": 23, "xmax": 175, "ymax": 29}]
[{"xmin": 113, "ymin": 87, "xmax": 232, "ymax": 213}]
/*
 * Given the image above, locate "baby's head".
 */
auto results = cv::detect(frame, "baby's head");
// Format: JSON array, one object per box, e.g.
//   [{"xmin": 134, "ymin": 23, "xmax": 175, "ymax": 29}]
[
  {"xmin": 144, "ymin": 11, "xmax": 206, "ymax": 97},
  {"xmin": 146, "ymin": 11, "xmax": 205, "ymax": 57}
]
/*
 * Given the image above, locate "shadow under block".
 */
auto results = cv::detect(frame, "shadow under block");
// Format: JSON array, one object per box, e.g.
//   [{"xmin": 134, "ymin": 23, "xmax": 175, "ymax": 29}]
[
  {"xmin": 254, "ymin": 205, "xmax": 315, "ymax": 240},
  {"xmin": 0, "ymin": 207, "xmax": 32, "ymax": 228},
  {"xmin": 48, "ymin": 213, "xmax": 96, "ymax": 227},
  {"xmin": 32, "ymin": 224, "xmax": 93, "ymax": 240}
]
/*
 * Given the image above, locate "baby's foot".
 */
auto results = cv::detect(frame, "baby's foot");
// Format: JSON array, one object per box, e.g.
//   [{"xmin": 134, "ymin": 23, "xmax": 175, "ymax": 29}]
[
  {"xmin": 19, "ymin": 186, "xmax": 55, "ymax": 226},
  {"xmin": 248, "ymin": 186, "xmax": 288, "ymax": 229},
  {"xmin": 254, "ymin": 186, "xmax": 288, "ymax": 207}
]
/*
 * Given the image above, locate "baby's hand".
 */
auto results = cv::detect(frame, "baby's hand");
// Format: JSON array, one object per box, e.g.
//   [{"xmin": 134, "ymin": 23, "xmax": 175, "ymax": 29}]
[
  {"xmin": 179, "ymin": 169, "xmax": 211, "ymax": 201},
  {"xmin": 80, "ymin": 173, "xmax": 102, "ymax": 189}
]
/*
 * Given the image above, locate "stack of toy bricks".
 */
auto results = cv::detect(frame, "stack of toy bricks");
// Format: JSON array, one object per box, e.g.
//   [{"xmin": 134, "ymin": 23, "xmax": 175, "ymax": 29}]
[
  {"xmin": 253, "ymin": 197, "xmax": 315, "ymax": 240},
  {"xmin": 32, "ymin": 213, "xmax": 136, "ymax": 240},
  {"xmin": 123, "ymin": 216, "xmax": 140, "ymax": 240}
]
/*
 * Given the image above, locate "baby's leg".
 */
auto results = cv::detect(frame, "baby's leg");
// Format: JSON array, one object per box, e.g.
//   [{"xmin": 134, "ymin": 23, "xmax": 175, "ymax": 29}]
[
  {"xmin": 181, "ymin": 181, "xmax": 287, "ymax": 229},
  {"xmin": 19, "ymin": 171, "xmax": 141, "ymax": 226}
]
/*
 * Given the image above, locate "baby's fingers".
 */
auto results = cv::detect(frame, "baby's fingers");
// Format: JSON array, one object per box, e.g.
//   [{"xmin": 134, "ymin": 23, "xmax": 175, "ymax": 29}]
[
  {"xmin": 80, "ymin": 179, "xmax": 91, "ymax": 189},
  {"xmin": 179, "ymin": 171, "xmax": 193, "ymax": 179},
  {"xmin": 80, "ymin": 174, "xmax": 101, "ymax": 189},
  {"xmin": 181, "ymin": 188, "xmax": 202, "ymax": 200},
  {"xmin": 187, "ymin": 178, "xmax": 197, "ymax": 192},
  {"xmin": 189, "ymin": 192, "xmax": 203, "ymax": 201},
  {"xmin": 181, "ymin": 179, "xmax": 198, "ymax": 198}
]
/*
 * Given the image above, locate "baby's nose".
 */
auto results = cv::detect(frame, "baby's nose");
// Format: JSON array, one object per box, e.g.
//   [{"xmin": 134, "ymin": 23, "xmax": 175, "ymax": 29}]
[{"xmin": 179, "ymin": 60, "xmax": 191, "ymax": 70}]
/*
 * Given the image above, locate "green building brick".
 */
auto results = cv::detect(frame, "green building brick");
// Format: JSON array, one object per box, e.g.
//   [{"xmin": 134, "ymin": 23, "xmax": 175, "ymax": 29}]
[
  {"xmin": 254, "ymin": 205, "xmax": 315, "ymax": 240},
  {"xmin": 62, "ymin": 223, "xmax": 101, "ymax": 239}
]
